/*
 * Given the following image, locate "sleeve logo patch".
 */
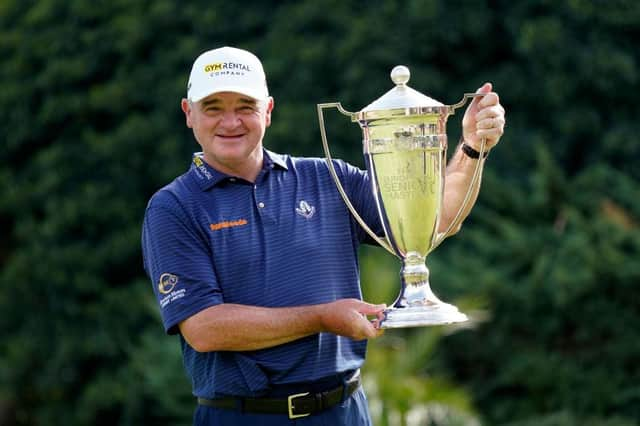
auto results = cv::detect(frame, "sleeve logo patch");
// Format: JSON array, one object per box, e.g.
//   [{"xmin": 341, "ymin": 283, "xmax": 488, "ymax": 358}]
[
  {"xmin": 158, "ymin": 273, "xmax": 186, "ymax": 309},
  {"xmin": 158, "ymin": 273, "xmax": 179, "ymax": 294}
]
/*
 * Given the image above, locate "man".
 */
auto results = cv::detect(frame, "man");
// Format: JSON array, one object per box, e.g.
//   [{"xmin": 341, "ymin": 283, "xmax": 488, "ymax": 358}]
[{"xmin": 142, "ymin": 46, "xmax": 505, "ymax": 425}]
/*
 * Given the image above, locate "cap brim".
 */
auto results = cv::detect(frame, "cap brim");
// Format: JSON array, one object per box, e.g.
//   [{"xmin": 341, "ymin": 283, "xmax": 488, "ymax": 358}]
[{"xmin": 189, "ymin": 85, "xmax": 268, "ymax": 103}]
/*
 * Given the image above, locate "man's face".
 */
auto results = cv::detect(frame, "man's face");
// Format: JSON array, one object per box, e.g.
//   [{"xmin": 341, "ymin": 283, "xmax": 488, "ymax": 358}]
[{"xmin": 182, "ymin": 91, "xmax": 273, "ymax": 174}]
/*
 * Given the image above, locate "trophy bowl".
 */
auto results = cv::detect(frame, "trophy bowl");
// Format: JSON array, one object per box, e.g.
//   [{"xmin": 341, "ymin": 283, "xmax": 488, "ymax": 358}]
[{"xmin": 317, "ymin": 66, "xmax": 486, "ymax": 328}]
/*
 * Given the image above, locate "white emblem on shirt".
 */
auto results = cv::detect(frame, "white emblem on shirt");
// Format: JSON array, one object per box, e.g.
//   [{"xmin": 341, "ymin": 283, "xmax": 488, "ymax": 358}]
[
  {"xmin": 157, "ymin": 273, "xmax": 186, "ymax": 308},
  {"xmin": 295, "ymin": 200, "xmax": 315, "ymax": 219}
]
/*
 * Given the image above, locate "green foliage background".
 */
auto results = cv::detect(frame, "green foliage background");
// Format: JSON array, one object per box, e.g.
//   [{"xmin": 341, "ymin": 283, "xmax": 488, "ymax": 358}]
[{"xmin": 1, "ymin": 0, "xmax": 639, "ymax": 425}]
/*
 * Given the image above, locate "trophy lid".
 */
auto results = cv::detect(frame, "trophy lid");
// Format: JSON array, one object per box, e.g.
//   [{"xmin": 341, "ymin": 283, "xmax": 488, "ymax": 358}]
[{"xmin": 358, "ymin": 66, "xmax": 447, "ymax": 120}]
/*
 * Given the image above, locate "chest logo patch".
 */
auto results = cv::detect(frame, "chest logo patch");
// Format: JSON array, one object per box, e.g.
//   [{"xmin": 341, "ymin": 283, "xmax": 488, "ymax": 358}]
[
  {"xmin": 210, "ymin": 219, "xmax": 248, "ymax": 231},
  {"xmin": 296, "ymin": 200, "xmax": 316, "ymax": 219}
]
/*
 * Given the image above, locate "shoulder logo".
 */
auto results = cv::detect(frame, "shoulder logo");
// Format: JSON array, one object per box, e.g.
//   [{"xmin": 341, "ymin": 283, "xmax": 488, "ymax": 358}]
[
  {"xmin": 158, "ymin": 273, "xmax": 179, "ymax": 295},
  {"xmin": 296, "ymin": 200, "xmax": 315, "ymax": 219},
  {"xmin": 192, "ymin": 155, "xmax": 213, "ymax": 181}
]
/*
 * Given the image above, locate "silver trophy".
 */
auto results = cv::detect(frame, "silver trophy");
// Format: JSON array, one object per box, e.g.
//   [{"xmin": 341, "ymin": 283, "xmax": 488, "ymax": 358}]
[{"xmin": 317, "ymin": 66, "xmax": 487, "ymax": 328}]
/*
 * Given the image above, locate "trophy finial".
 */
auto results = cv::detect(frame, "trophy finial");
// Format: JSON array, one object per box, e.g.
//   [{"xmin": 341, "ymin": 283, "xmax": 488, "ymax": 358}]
[
  {"xmin": 391, "ymin": 65, "xmax": 410, "ymax": 86},
  {"xmin": 361, "ymin": 64, "xmax": 443, "ymax": 112}
]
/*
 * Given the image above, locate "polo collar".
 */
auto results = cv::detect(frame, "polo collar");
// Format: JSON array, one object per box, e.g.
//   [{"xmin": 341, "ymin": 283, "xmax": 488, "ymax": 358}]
[
  {"xmin": 264, "ymin": 149, "xmax": 288, "ymax": 171},
  {"xmin": 190, "ymin": 150, "xmax": 289, "ymax": 191}
]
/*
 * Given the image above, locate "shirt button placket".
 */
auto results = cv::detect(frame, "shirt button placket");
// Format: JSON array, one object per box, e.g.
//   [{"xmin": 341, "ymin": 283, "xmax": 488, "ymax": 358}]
[
  {"xmin": 254, "ymin": 184, "xmax": 275, "ymax": 224},
  {"xmin": 255, "ymin": 185, "xmax": 265, "ymax": 211}
]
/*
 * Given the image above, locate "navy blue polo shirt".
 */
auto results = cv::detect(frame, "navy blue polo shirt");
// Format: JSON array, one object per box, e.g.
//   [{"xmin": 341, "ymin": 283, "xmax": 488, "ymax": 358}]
[{"xmin": 141, "ymin": 150, "xmax": 382, "ymax": 398}]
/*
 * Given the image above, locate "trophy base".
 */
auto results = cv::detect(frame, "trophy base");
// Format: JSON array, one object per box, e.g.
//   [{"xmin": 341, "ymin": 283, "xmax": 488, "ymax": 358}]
[{"xmin": 379, "ymin": 303, "xmax": 468, "ymax": 329}]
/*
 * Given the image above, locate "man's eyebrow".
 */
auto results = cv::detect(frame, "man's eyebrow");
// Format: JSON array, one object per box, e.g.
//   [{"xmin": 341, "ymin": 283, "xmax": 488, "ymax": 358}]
[
  {"xmin": 200, "ymin": 98, "xmax": 222, "ymax": 107},
  {"xmin": 237, "ymin": 97, "xmax": 258, "ymax": 105}
]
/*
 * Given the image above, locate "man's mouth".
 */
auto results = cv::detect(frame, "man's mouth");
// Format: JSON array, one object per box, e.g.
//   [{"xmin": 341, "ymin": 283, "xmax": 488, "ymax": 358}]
[{"xmin": 217, "ymin": 133, "xmax": 245, "ymax": 139}]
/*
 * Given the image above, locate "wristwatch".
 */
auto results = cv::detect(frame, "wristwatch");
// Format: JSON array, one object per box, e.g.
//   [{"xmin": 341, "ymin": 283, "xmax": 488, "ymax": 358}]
[{"xmin": 460, "ymin": 140, "xmax": 489, "ymax": 159}]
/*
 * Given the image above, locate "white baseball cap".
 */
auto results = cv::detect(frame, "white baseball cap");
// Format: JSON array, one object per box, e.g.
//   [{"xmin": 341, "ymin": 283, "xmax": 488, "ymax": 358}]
[{"xmin": 187, "ymin": 46, "xmax": 269, "ymax": 102}]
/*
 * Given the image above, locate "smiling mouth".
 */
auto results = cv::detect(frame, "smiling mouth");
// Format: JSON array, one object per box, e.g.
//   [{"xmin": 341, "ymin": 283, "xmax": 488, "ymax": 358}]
[{"xmin": 217, "ymin": 133, "xmax": 245, "ymax": 139}]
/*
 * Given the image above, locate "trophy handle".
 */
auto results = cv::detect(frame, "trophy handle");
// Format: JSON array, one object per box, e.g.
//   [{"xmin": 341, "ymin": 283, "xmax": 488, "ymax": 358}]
[
  {"xmin": 317, "ymin": 102, "xmax": 395, "ymax": 255},
  {"xmin": 431, "ymin": 93, "xmax": 487, "ymax": 251}
]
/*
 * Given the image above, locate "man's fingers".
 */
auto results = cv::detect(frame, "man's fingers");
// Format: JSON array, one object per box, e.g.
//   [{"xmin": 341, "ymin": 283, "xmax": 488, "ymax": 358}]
[
  {"xmin": 467, "ymin": 82, "xmax": 492, "ymax": 111},
  {"xmin": 358, "ymin": 302, "xmax": 387, "ymax": 315},
  {"xmin": 477, "ymin": 82, "xmax": 492, "ymax": 94}
]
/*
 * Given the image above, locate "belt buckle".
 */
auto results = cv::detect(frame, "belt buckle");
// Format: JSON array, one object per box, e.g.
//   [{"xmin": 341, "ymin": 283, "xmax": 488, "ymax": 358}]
[{"xmin": 287, "ymin": 392, "xmax": 311, "ymax": 419}]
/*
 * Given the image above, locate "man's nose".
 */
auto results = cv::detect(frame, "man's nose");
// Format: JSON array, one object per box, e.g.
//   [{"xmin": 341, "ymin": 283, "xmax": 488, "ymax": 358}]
[{"xmin": 219, "ymin": 111, "xmax": 241, "ymax": 127}]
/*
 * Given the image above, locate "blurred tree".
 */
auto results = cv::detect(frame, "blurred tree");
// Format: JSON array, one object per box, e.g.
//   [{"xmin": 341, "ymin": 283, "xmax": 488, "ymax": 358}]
[
  {"xmin": 0, "ymin": 0, "xmax": 638, "ymax": 425},
  {"xmin": 0, "ymin": 0, "xmax": 198, "ymax": 424},
  {"xmin": 426, "ymin": 0, "xmax": 640, "ymax": 423},
  {"xmin": 432, "ymin": 145, "xmax": 640, "ymax": 424}
]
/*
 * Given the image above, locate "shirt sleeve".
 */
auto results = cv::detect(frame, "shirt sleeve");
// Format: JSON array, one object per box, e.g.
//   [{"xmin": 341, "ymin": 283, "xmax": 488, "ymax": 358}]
[
  {"xmin": 332, "ymin": 159, "xmax": 385, "ymax": 245},
  {"xmin": 141, "ymin": 191, "xmax": 223, "ymax": 335}
]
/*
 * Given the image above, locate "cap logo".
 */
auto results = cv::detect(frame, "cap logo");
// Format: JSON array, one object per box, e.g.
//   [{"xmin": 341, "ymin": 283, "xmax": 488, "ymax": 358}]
[{"xmin": 204, "ymin": 62, "xmax": 251, "ymax": 73}]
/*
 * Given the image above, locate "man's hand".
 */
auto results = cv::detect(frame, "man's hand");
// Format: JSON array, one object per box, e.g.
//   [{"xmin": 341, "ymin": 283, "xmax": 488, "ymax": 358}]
[
  {"xmin": 319, "ymin": 299, "xmax": 386, "ymax": 340},
  {"xmin": 462, "ymin": 82, "xmax": 506, "ymax": 152}
]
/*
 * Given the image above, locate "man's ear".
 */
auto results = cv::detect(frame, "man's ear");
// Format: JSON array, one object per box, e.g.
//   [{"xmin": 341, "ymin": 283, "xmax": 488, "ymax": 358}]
[
  {"xmin": 181, "ymin": 98, "xmax": 193, "ymax": 128},
  {"xmin": 264, "ymin": 97, "xmax": 274, "ymax": 128}
]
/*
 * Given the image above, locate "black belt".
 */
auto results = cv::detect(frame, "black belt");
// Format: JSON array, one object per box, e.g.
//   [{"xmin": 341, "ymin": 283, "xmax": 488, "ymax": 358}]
[{"xmin": 197, "ymin": 372, "xmax": 361, "ymax": 419}]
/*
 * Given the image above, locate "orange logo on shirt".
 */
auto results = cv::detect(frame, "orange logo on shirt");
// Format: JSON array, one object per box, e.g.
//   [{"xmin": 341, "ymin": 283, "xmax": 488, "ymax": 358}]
[{"xmin": 209, "ymin": 219, "xmax": 248, "ymax": 231}]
